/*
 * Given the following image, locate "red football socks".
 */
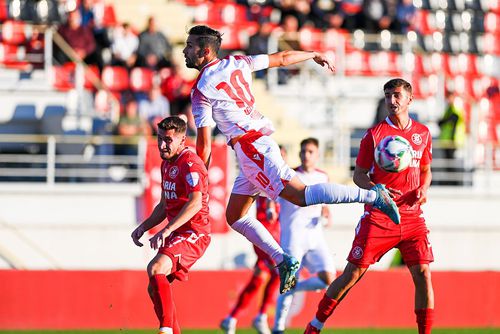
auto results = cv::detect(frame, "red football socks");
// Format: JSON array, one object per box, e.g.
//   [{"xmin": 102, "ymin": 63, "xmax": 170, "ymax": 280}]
[
  {"xmin": 150, "ymin": 274, "xmax": 175, "ymax": 328},
  {"xmin": 415, "ymin": 308, "xmax": 434, "ymax": 334},
  {"xmin": 315, "ymin": 293, "xmax": 339, "ymax": 323},
  {"xmin": 260, "ymin": 270, "xmax": 279, "ymax": 314},
  {"xmin": 230, "ymin": 273, "xmax": 265, "ymax": 318}
]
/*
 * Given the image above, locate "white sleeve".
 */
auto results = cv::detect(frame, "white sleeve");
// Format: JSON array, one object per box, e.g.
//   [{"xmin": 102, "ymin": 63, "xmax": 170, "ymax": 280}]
[
  {"xmin": 249, "ymin": 54, "xmax": 270, "ymax": 72},
  {"xmin": 191, "ymin": 88, "xmax": 216, "ymax": 128}
]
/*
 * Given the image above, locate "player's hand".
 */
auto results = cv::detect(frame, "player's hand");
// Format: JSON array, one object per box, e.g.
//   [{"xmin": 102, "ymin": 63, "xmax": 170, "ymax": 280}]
[
  {"xmin": 313, "ymin": 53, "xmax": 335, "ymax": 73},
  {"xmin": 149, "ymin": 228, "xmax": 172, "ymax": 250},
  {"xmin": 387, "ymin": 187, "xmax": 403, "ymax": 198},
  {"xmin": 131, "ymin": 225, "xmax": 145, "ymax": 247},
  {"xmin": 415, "ymin": 187, "xmax": 428, "ymax": 205}
]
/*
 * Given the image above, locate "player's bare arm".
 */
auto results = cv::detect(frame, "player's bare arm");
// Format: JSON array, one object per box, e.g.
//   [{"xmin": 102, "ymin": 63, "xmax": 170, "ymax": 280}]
[
  {"xmin": 131, "ymin": 192, "xmax": 167, "ymax": 247},
  {"xmin": 416, "ymin": 164, "xmax": 432, "ymax": 205},
  {"xmin": 149, "ymin": 191, "xmax": 203, "ymax": 250},
  {"xmin": 268, "ymin": 50, "xmax": 335, "ymax": 72},
  {"xmin": 353, "ymin": 165, "xmax": 376, "ymax": 190},
  {"xmin": 196, "ymin": 126, "xmax": 212, "ymax": 168}
]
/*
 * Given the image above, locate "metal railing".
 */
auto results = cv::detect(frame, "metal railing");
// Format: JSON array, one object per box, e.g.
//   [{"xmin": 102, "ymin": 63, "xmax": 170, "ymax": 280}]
[{"xmin": 0, "ymin": 134, "xmax": 148, "ymax": 184}]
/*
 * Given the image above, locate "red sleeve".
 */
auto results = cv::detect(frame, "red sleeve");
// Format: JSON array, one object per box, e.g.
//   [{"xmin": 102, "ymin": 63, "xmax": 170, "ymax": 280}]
[
  {"xmin": 182, "ymin": 158, "xmax": 207, "ymax": 193},
  {"xmin": 356, "ymin": 129, "xmax": 375, "ymax": 169},
  {"xmin": 421, "ymin": 131, "xmax": 432, "ymax": 165}
]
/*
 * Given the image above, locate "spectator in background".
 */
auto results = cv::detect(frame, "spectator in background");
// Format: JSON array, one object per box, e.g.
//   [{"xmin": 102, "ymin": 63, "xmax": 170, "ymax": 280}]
[
  {"xmin": 111, "ymin": 22, "xmax": 139, "ymax": 68},
  {"xmin": 137, "ymin": 16, "xmax": 172, "ymax": 70},
  {"xmin": 139, "ymin": 85, "xmax": 171, "ymax": 134},
  {"xmin": 395, "ymin": 0, "xmax": 416, "ymax": 33},
  {"xmin": 277, "ymin": 15, "xmax": 301, "ymax": 84},
  {"xmin": 55, "ymin": 9, "xmax": 96, "ymax": 65},
  {"xmin": 438, "ymin": 90, "xmax": 466, "ymax": 185},
  {"xmin": 336, "ymin": 0, "xmax": 364, "ymax": 31},
  {"xmin": 278, "ymin": 0, "xmax": 312, "ymax": 28},
  {"xmin": 247, "ymin": 21, "xmax": 273, "ymax": 79},
  {"xmin": 362, "ymin": 0, "xmax": 392, "ymax": 33},
  {"xmin": 160, "ymin": 62, "xmax": 194, "ymax": 116},
  {"xmin": 310, "ymin": 0, "xmax": 342, "ymax": 30},
  {"xmin": 117, "ymin": 99, "xmax": 151, "ymax": 156}
]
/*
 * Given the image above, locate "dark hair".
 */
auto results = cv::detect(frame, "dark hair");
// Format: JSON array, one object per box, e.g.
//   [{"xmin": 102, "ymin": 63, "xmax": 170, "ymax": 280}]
[
  {"xmin": 300, "ymin": 137, "xmax": 319, "ymax": 148},
  {"xmin": 188, "ymin": 25, "xmax": 222, "ymax": 54},
  {"xmin": 383, "ymin": 78, "xmax": 413, "ymax": 95},
  {"xmin": 157, "ymin": 116, "xmax": 187, "ymax": 134}
]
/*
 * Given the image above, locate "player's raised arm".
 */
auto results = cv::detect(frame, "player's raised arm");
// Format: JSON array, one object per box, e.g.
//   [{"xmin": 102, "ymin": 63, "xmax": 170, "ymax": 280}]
[
  {"xmin": 196, "ymin": 126, "xmax": 212, "ymax": 168},
  {"xmin": 268, "ymin": 50, "xmax": 335, "ymax": 72}
]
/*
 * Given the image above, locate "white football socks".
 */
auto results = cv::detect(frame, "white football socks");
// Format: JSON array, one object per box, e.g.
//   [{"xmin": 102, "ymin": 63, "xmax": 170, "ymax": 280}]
[
  {"xmin": 274, "ymin": 292, "xmax": 293, "ymax": 331},
  {"xmin": 305, "ymin": 183, "xmax": 376, "ymax": 206},
  {"xmin": 274, "ymin": 276, "xmax": 329, "ymax": 331},
  {"xmin": 231, "ymin": 215, "xmax": 284, "ymax": 264},
  {"xmin": 295, "ymin": 276, "xmax": 328, "ymax": 292}
]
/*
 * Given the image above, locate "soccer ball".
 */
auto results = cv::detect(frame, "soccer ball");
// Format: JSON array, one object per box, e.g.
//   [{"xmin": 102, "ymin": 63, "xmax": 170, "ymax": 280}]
[{"xmin": 374, "ymin": 135, "xmax": 413, "ymax": 172}]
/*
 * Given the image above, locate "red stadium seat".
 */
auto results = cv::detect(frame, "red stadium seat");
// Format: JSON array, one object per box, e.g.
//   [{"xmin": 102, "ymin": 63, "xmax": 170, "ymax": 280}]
[
  {"xmin": 345, "ymin": 50, "xmax": 371, "ymax": 76},
  {"xmin": 84, "ymin": 65, "xmax": 100, "ymax": 90},
  {"xmin": 1, "ymin": 20, "xmax": 27, "ymax": 45},
  {"xmin": 0, "ymin": 0, "xmax": 8, "ymax": 22},
  {"xmin": 101, "ymin": 66, "xmax": 129, "ymax": 92},
  {"xmin": 323, "ymin": 28, "xmax": 350, "ymax": 52},
  {"xmin": 299, "ymin": 27, "xmax": 324, "ymax": 52},
  {"xmin": 51, "ymin": 63, "xmax": 75, "ymax": 91},
  {"xmin": 130, "ymin": 67, "xmax": 154, "ymax": 92},
  {"xmin": 484, "ymin": 12, "xmax": 499, "ymax": 33},
  {"xmin": 0, "ymin": 42, "xmax": 30, "ymax": 70},
  {"xmin": 368, "ymin": 51, "xmax": 402, "ymax": 76},
  {"xmin": 194, "ymin": 2, "xmax": 247, "ymax": 25}
]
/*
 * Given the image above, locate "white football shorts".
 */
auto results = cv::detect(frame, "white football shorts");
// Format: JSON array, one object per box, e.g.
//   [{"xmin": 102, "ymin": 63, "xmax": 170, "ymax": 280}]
[{"xmin": 232, "ymin": 131, "xmax": 295, "ymax": 200}]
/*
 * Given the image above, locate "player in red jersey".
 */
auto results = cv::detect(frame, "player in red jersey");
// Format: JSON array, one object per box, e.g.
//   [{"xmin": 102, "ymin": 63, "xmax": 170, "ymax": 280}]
[
  {"xmin": 131, "ymin": 116, "xmax": 210, "ymax": 334},
  {"xmin": 305, "ymin": 78, "xmax": 435, "ymax": 334}
]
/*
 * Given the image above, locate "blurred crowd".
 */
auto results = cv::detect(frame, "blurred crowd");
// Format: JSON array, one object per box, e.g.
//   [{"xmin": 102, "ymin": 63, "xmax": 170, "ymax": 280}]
[{"xmin": 240, "ymin": 0, "xmax": 416, "ymax": 34}]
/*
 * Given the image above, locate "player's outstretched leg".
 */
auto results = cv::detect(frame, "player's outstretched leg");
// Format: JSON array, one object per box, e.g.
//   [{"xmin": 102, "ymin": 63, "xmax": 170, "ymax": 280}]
[
  {"xmin": 371, "ymin": 184, "xmax": 400, "ymax": 224},
  {"xmin": 276, "ymin": 254, "xmax": 299, "ymax": 294}
]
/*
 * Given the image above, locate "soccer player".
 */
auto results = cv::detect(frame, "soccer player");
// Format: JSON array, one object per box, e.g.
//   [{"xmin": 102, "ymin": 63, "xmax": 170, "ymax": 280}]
[
  {"xmin": 131, "ymin": 116, "xmax": 210, "ymax": 334},
  {"xmin": 272, "ymin": 138, "xmax": 336, "ymax": 334},
  {"xmin": 183, "ymin": 25, "xmax": 400, "ymax": 294},
  {"xmin": 220, "ymin": 196, "xmax": 281, "ymax": 334},
  {"xmin": 304, "ymin": 78, "xmax": 434, "ymax": 334}
]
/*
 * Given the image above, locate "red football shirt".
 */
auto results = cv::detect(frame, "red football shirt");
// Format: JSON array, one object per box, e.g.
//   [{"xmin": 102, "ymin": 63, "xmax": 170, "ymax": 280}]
[
  {"xmin": 356, "ymin": 117, "xmax": 432, "ymax": 219},
  {"xmin": 161, "ymin": 147, "xmax": 210, "ymax": 234}
]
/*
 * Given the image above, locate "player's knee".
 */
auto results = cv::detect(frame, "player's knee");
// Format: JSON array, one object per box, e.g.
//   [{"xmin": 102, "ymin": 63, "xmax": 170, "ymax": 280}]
[
  {"xmin": 148, "ymin": 260, "xmax": 166, "ymax": 276},
  {"xmin": 319, "ymin": 271, "xmax": 336, "ymax": 285}
]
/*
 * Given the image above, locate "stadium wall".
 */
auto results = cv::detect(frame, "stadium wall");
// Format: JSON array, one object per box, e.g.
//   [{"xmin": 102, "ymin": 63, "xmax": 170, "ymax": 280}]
[{"xmin": 0, "ymin": 269, "xmax": 499, "ymax": 330}]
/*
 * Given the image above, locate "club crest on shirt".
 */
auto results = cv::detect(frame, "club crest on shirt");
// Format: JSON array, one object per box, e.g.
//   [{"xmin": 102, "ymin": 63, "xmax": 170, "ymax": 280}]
[
  {"xmin": 169, "ymin": 166, "xmax": 179, "ymax": 179},
  {"xmin": 411, "ymin": 133, "xmax": 422, "ymax": 145},
  {"xmin": 186, "ymin": 172, "xmax": 200, "ymax": 187},
  {"xmin": 352, "ymin": 246, "xmax": 364, "ymax": 259}
]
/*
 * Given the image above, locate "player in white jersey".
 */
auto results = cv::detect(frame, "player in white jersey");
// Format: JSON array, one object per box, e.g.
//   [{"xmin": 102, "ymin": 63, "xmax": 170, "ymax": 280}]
[
  {"xmin": 183, "ymin": 25, "xmax": 400, "ymax": 294},
  {"xmin": 272, "ymin": 138, "xmax": 336, "ymax": 334}
]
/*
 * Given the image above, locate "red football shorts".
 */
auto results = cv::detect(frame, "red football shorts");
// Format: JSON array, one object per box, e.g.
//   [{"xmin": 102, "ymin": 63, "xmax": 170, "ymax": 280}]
[
  {"xmin": 347, "ymin": 214, "xmax": 434, "ymax": 268},
  {"xmin": 159, "ymin": 231, "xmax": 211, "ymax": 282}
]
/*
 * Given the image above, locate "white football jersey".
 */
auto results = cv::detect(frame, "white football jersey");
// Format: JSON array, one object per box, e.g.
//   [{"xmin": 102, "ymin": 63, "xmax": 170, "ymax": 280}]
[
  {"xmin": 191, "ymin": 55, "xmax": 275, "ymax": 141},
  {"xmin": 279, "ymin": 167, "xmax": 329, "ymax": 224}
]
